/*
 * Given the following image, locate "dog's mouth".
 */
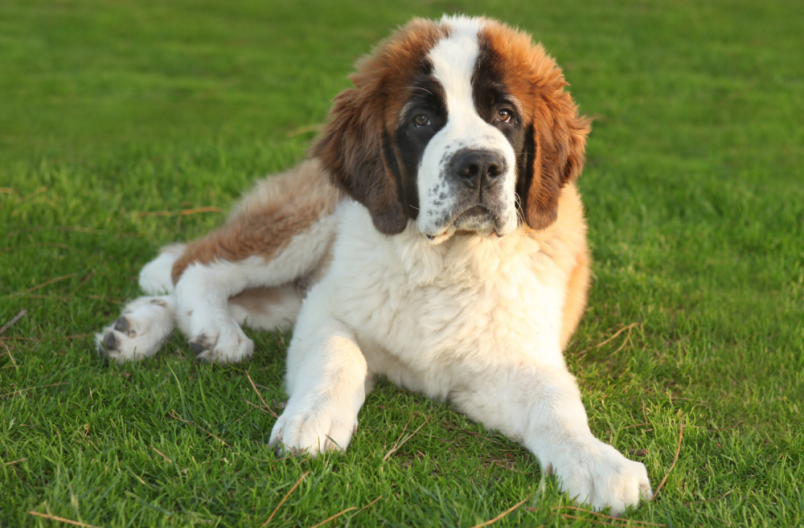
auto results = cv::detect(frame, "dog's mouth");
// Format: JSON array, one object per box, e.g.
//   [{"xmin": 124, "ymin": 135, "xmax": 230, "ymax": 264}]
[
  {"xmin": 425, "ymin": 204, "xmax": 499, "ymax": 242},
  {"xmin": 452, "ymin": 204, "xmax": 496, "ymax": 231},
  {"xmin": 454, "ymin": 205, "xmax": 491, "ymax": 224}
]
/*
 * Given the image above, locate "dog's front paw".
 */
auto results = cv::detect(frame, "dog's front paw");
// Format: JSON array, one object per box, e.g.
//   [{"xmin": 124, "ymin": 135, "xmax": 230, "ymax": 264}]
[
  {"xmin": 554, "ymin": 440, "xmax": 652, "ymax": 516},
  {"xmin": 184, "ymin": 308, "xmax": 254, "ymax": 363},
  {"xmin": 269, "ymin": 398, "xmax": 358, "ymax": 457},
  {"xmin": 95, "ymin": 296, "xmax": 175, "ymax": 364}
]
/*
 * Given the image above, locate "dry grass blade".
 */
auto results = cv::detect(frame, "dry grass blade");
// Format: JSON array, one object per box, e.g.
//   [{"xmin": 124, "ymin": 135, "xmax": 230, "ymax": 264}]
[
  {"xmin": 383, "ymin": 417, "xmax": 427, "ymax": 461},
  {"xmin": 8, "ymin": 273, "xmax": 80, "ymax": 297},
  {"xmin": 4, "ymin": 457, "xmax": 28, "ymax": 466},
  {"xmin": 245, "ymin": 371, "xmax": 278, "ymax": 418},
  {"xmin": 1, "ymin": 341, "xmax": 18, "ymax": 368},
  {"xmin": 346, "ymin": 495, "xmax": 383, "ymax": 521},
  {"xmin": 560, "ymin": 513, "xmax": 646, "ymax": 527},
  {"xmin": 28, "ymin": 511, "xmax": 102, "ymax": 528},
  {"xmin": 382, "ymin": 413, "xmax": 414, "ymax": 461},
  {"xmin": 151, "ymin": 446, "xmax": 174, "ymax": 464},
  {"xmin": 20, "ymin": 186, "xmax": 48, "ymax": 202},
  {"xmin": 5, "ymin": 225, "xmax": 107, "ymax": 238},
  {"xmin": 706, "ymin": 420, "xmax": 743, "ymax": 433},
  {"xmin": 136, "ymin": 206, "xmax": 222, "ymax": 217},
  {"xmin": 241, "ymin": 398, "xmax": 280, "ymax": 419},
  {"xmin": 596, "ymin": 322, "xmax": 641, "ymax": 349},
  {"xmin": 0, "ymin": 334, "xmax": 92, "ymax": 342},
  {"xmin": 683, "ymin": 490, "xmax": 733, "ymax": 506},
  {"xmin": 179, "ymin": 206, "xmax": 221, "ymax": 216},
  {"xmin": 549, "ymin": 506, "xmax": 666, "ymax": 526},
  {"xmin": 69, "ymin": 271, "xmax": 95, "ymax": 296},
  {"xmin": 0, "ymin": 309, "xmax": 27, "ymax": 336},
  {"xmin": 262, "ymin": 471, "xmax": 309, "ymax": 526},
  {"xmin": 168, "ymin": 410, "xmax": 228, "ymax": 446},
  {"xmin": 471, "ymin": 496, "xmax": 530, "ymax": 528},
  {"xmin": 308, "ymin": 507, "xmax": 358, "ymax": 528},
  {"xmin": 605, "ymin": 331, "xmax": 633, "ymax": 359},
  {"xmin": 1, "ymin": 382, "xmax": 67, "ymax": 398},
  {"xmin": 620, "ymin": 422, "xmax": 650, "ymax": 431},
  {"xmin": 286, "ymin": 124, "xmax": 323, "ymax": 137},
  {"xmin": 0, "ymin": 242, "xmax": 72, "ymax": 252},
  {"xmin": 652, "ymin": 412, "xmax": 685, "ymax": 500},
  {"xmin": 412, "ymin": 412, "xmax": 510, "ymax": 448}
]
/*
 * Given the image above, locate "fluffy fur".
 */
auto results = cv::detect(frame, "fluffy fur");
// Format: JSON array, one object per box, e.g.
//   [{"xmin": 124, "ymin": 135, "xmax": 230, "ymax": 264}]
[{"xmin": 95, "ymin": 15, "xmax": 651, "ymax": 515}]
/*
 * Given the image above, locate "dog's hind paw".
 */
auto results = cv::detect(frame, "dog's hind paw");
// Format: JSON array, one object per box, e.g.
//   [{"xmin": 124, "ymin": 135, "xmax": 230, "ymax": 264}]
[{"xmin": 96, "ymin": 296, "xmax": 175, "ymax": 364}]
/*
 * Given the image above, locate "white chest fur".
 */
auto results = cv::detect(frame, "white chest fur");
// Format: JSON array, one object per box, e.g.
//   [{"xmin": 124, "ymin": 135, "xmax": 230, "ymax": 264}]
[{"xmin": 306, "ymin": 201, "xmax": 569, "ymax": 399}]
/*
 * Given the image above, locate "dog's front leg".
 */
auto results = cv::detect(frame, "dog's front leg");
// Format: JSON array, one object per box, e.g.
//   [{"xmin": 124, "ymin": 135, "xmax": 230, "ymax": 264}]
[
  {"xmin": 452, "ymin": 363, "xmax": 651, "ymax": 516},
  {"xmin": 269, "ymin": 310, "xmax": 368, "ymax": 457}
]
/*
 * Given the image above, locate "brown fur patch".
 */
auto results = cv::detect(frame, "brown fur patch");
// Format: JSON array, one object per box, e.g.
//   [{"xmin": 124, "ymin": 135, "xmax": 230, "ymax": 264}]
[
  {"xmin": 312, "ymin": 19, "xmax": 448, "ymax": 235},
  {"xmin": 525, "ymin": 183, "xmax": 591, "ymax": 350},
  {"xmin": 479, "ymin": 20, "xmax": 591, "ymax": 230},
  {"xmin": 171, "ymin": 159, "xmax": 340, "ymax": 284},
  {"xmin": 560, "ymin": 246, "xmax": 591, "ymax": 350}
]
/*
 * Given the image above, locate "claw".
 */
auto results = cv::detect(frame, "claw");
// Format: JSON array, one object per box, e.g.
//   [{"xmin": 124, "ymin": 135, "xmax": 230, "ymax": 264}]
[
  {"xmin": 103, "ymin": 332, "xmax": 118, "ymax": 351},
  {"xmin": 189, "ymin": 342, "xmax": 209, "ymax": 356},
  {"xmin": 113, "ymin": 316, "xmax": 130, "ymax": 334}
]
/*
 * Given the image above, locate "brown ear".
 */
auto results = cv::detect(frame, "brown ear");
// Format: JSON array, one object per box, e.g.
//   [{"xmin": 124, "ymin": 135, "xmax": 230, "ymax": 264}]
[
  {"xmin": 520, "ymin": 75, "xmax": 590, "ymax": 230},
  {"xmin": 312, "ymin": 19, "xmax": 445, "ymax": 235},
  {"xmin": 311, "ymin": 78, "xmax": 408, "ymax": 235}
]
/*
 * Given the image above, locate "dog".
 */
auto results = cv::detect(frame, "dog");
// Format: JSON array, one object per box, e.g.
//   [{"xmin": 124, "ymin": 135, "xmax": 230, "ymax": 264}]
[{"xmin": 95, "ymin": 15, "xmax": 652, "ymax": 515}]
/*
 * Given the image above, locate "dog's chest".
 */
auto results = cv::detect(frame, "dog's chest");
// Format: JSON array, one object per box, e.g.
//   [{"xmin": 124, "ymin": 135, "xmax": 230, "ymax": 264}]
[{"xmin": 320, "ymin": 204, "xmax": 569, "ymax": 389}]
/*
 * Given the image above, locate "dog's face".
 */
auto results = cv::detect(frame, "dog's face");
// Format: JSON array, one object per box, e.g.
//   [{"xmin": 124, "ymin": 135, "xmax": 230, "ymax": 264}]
[{"xmin": 314, "ymin": 16, "xmax": 590, "ymax": 241}]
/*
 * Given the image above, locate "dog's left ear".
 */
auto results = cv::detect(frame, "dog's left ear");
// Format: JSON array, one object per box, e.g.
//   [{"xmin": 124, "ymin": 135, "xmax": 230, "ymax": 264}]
[
  {"xmin": 312, "ymin": 73, "xmax": 408, "ymax": 235},
  {"xmin": 519, "ymin": 68, "xmax": 591, "ymax": 231}
]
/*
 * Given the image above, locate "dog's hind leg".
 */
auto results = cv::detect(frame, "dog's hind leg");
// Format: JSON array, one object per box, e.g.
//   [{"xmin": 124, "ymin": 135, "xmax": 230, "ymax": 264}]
[
  {"xmin": 95, "ymin": 244, "xmax": 185, "ymax": 363},
  {"xmin": 228, "ymin": 285, "xmax": 304, "ymax": 332},
  {"xmin": 138, "ymin": 243, "xmax": 186, "ymax": 295},
  {"xmin": 170, "ymin": 160, "xmax": 341, "ymax": 363}
]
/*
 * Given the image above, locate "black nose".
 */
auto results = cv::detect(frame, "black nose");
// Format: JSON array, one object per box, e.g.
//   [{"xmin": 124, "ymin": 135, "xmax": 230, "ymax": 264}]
[{"xmin": 451, "ymin": 149, "xmax": 505, "ymax": 188}]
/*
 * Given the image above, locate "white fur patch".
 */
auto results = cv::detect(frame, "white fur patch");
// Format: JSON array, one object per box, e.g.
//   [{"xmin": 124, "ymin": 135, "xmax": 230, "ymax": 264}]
[{"xmin": 138, "ymin": 243, "xmax": 185, "ymax": 295}]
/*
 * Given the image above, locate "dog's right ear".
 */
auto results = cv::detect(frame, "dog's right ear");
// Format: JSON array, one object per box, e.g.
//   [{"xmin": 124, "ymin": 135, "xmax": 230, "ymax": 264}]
[{"xmin": 312, "ymin": 81, "xmax": 408, "ymax": 235}]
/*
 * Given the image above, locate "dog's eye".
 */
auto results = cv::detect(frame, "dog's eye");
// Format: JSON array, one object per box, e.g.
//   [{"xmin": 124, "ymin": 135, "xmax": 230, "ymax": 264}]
[
  {"xmin": 413, "ymin": 114, "xmax": 431, "ymax": 127},
  {"xmin": 496, "ymin": 109, "xmax": 513, "ymax": 124}
]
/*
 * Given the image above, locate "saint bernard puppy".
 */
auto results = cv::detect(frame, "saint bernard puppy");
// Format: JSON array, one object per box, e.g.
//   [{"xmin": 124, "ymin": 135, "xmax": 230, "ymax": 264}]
[{"xmin": 96, "ymin": 15, "xmax": 652, "ymax": 514}]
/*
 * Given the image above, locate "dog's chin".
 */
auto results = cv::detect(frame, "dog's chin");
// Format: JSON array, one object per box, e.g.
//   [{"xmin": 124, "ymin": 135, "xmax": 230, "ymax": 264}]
[
  {"xmin": 453, "ymin": 205, "xmax": 495, "ymax": 232},
  {"xmin": 424, "ymin": 205, "xmax": 500, "ymax": 244}
]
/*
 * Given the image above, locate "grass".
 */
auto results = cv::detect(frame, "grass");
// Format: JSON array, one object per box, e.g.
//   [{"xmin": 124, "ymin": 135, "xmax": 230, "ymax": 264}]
[{"xmin": 1, "ymin": 0, "xmax": 802, "ymax": 526}]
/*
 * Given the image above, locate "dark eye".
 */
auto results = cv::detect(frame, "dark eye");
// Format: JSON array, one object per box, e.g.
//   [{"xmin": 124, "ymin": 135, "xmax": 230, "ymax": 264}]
[
  {"xmin": 496, "ymin": 109, "xmax": 513, "ymax": 124},
  {"xmin": 413, "ymin": 114, "xmax": 431, "ymax": 127}
]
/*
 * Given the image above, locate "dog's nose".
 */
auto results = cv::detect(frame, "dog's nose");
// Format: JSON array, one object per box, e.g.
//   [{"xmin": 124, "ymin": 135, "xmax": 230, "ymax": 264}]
[{"xmin": 451, "ymin": 149, "xmax": 505, "ymax": 189}]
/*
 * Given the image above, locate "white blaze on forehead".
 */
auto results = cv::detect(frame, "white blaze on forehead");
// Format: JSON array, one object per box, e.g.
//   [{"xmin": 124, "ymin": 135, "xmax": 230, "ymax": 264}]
[{"xmin": 428, "ymin": 16, "xmax": 484, "ymax": 117}]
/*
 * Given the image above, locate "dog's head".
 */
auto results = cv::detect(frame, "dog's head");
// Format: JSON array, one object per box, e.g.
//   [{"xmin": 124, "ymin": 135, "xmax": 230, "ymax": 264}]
[{"xmin": 313, "ymin": 15, "xmax": 590, "ymax": 242}]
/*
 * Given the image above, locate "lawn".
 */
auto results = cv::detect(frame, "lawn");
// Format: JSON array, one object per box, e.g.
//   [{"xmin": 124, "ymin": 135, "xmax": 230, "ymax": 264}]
[{"xmin": 1, "ymin": 0, "xmax": 802, "ymax": 526}]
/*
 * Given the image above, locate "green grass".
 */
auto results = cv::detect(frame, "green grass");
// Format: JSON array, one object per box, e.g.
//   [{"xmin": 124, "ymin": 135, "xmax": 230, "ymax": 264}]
[{"xmin": 1, "ymin": 0, "xmax": 802, "ymax": 526}]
